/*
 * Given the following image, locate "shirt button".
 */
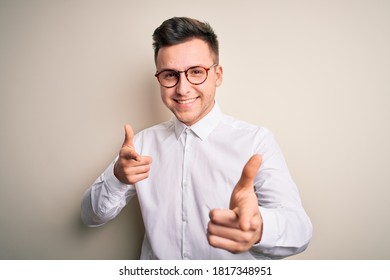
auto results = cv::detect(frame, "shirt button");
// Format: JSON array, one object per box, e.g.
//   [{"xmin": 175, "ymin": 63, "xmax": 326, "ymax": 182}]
[{"xmin": 183, "ymin": 253, "xmax": 189, "ymax": 259}]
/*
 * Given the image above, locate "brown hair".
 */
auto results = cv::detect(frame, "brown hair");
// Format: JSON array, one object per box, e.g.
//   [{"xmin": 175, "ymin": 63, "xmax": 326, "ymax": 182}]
[{"xmin": 152, "ymin": 17, "xmax": 219, "ymax": 64}]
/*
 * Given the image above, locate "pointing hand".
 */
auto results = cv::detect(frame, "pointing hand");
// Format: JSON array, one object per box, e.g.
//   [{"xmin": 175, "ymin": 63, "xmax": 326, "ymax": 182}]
[
  {"xmin": 114, "ymin": 124, "xmax": 152, "ymax": 185},
  {"xmin": 207, "ymin": 154, "xmax": 263, "ymax": 253}
]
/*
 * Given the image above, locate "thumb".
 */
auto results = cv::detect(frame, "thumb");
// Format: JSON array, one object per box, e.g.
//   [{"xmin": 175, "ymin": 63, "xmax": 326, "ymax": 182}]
[
  {"xmin": 236, "ymin": 154, "xmax": 262, "ymax": 189},
  {"xmin": 122, "ymin": 124, "xmax": 135, "ymax": 148}
]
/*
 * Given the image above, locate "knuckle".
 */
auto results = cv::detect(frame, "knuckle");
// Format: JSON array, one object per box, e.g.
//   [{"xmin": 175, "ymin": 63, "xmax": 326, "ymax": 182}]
[
  {"xmin": 241, "ymin": 232, "xmax": 253, "ymax": 243},
  {"xmin": 120, "ymin": 153, "xmax": 130, "ymax": 161},
  {"xmin": 230, "ymin": 243, "xmax": 247, "ymax": 254},
  {"xmin": 209, "ymin": 209, "xmax": 219, "ymax": 221}
]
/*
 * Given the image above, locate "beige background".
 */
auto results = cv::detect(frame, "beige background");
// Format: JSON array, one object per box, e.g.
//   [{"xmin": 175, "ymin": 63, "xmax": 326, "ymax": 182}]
[{"xmin": 1, "ymin": 0, "xmax": 389, "ymax": 259}]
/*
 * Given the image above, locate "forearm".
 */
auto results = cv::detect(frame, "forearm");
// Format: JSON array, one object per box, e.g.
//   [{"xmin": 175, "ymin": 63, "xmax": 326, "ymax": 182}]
[
  {"xmin": 81, "ymin": 160, "xmax": 136, "ymax": 226},
  {"xmin": 250, "ymin": 130, "xmax": 312, "ymax": 258}
]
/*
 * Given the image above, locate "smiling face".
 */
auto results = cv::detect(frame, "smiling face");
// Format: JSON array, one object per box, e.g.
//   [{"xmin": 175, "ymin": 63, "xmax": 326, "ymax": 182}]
[{"xmin": 156, "ymin": 38, "xmax": 223, "ymax": 126}]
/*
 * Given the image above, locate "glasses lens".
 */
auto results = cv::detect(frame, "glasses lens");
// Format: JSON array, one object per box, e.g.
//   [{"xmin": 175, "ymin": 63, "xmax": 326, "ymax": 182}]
[
  {"xmin": 158, "ymin": 70, "xmax": 179, "ymax": 87},
  {"xmin": 187, "ymin": 67, "xmax": 207, "ymax": 84}
]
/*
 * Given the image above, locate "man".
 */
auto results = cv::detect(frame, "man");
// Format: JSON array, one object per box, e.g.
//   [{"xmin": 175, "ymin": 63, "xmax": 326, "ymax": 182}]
[{"xmin": 81, "ymin": 17, "xmax": 312, "ymax": 259}]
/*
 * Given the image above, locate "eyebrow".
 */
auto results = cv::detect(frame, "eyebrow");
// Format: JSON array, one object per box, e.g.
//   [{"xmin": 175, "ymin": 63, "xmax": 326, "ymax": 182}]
[{"xmin": 156, "ymin": 65, "xmax": 208, "ymax": 73}]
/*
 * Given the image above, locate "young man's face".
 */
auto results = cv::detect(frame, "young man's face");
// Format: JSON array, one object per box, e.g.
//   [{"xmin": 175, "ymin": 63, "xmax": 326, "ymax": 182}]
[{"xmin": 156, "ymin": 38, "xmax": 223, "ymax": 126}]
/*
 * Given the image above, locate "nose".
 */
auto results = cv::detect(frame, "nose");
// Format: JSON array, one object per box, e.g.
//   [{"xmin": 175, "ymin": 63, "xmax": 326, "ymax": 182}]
[{"xmin": 176, "ymin": 72, "xmax": 191, "ymax": 95}]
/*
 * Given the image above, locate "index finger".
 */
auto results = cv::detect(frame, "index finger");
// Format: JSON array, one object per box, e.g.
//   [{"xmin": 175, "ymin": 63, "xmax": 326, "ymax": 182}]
[
  {"xmin": 209, "ymin": 209, "xmax": 240, "ymax": 229},
  {"xmin": 235, "ymin": 205, "xmax": 257, "ymax": 231},
  {"xmin": 121, "ymin": 145, "xmax": 142, "ymax": 162}
]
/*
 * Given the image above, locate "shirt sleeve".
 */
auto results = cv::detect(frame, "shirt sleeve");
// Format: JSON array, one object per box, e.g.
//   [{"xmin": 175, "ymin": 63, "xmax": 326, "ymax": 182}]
[
  {"xmin": 249, "ymin": 128, "xmax": 313, "ymax": 259},
  {"xmin": 80, "ymin": 158, "xmax": 136, "ymax": 227}
]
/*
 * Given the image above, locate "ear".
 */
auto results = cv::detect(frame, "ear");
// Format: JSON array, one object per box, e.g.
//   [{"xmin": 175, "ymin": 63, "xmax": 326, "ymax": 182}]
[{"xmin": 215, "ymin": 64, "xmax": 223, "ymax": 87}]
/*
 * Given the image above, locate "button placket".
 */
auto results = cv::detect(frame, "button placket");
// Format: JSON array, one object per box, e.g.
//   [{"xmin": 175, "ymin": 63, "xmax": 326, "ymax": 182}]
[{"xmin": 181, "ymin": 128, "xmax": 193, "ymax": 259}]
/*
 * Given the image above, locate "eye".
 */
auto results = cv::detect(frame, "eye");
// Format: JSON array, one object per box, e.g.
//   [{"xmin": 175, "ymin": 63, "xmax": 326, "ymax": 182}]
[
  {"xmin": 188, "ymin": 67, "xmax": 205, "ymax": 76},
  {"xmin": 161, "ymin": 71, "xmax": 178, "ymax": 80}
]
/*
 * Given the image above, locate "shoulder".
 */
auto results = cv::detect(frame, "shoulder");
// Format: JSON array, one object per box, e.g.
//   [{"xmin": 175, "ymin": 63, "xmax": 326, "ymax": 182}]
[{"xmin": 219, "ymin": 113, "xmax": 272, "ymax": 138}]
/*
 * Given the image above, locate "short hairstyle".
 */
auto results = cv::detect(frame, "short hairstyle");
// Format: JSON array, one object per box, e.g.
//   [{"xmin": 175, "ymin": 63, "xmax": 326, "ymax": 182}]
[{"xmin": 152, "ymin": 17, "xmax": 219, "ymax": 64}]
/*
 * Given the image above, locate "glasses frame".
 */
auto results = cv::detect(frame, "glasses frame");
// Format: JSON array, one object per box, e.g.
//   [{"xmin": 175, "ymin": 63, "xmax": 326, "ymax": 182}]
[{"xmin": 155, "ymin": 63, "xmax": 218, "ymax": 88}]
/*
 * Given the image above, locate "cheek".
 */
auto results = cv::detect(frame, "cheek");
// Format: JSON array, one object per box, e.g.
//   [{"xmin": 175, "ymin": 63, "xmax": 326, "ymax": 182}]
[
  {"xmin": 160, "ymin": 89, "xmax": 175, "ymax": 105},
  {"xmin": 198, "ymin": 83, "xmax": 216, "ymax": 99}
]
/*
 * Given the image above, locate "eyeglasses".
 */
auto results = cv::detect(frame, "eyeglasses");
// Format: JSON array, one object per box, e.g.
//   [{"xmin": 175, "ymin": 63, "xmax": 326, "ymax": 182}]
[{"xmin": 155, "ymin": 63, "xmax": 217, "ymax": 88}]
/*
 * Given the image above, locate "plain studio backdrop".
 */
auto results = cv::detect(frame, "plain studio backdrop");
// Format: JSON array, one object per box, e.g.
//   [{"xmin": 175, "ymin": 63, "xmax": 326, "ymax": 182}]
[{"xmin": 0, "ymin": 0, "xmax": 389, "ymax": 260}]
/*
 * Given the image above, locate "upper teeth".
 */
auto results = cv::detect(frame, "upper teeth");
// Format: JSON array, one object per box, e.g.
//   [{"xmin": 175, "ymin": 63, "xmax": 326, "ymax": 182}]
[{"xmin": 177, "ymin": 98, "xmax": 196, "ymax": 104}]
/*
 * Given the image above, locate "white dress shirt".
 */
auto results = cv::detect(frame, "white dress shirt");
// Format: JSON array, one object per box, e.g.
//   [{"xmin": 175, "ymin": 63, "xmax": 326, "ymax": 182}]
[{"xmin": 81, "ymin": 102, "xmax": 312, "ymax": 259}]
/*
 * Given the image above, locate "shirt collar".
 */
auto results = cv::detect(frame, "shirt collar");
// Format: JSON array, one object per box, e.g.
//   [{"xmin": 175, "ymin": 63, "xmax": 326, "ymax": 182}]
[{"xmin": 174, "ymin": 101, "xmax": 222, "ymax": 141}]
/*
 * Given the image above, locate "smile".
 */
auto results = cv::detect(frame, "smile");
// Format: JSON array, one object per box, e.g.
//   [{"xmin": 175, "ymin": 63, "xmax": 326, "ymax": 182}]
[{"xmin": 175, "ymin": 97, "xmax": 198, "ymax": 104}]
